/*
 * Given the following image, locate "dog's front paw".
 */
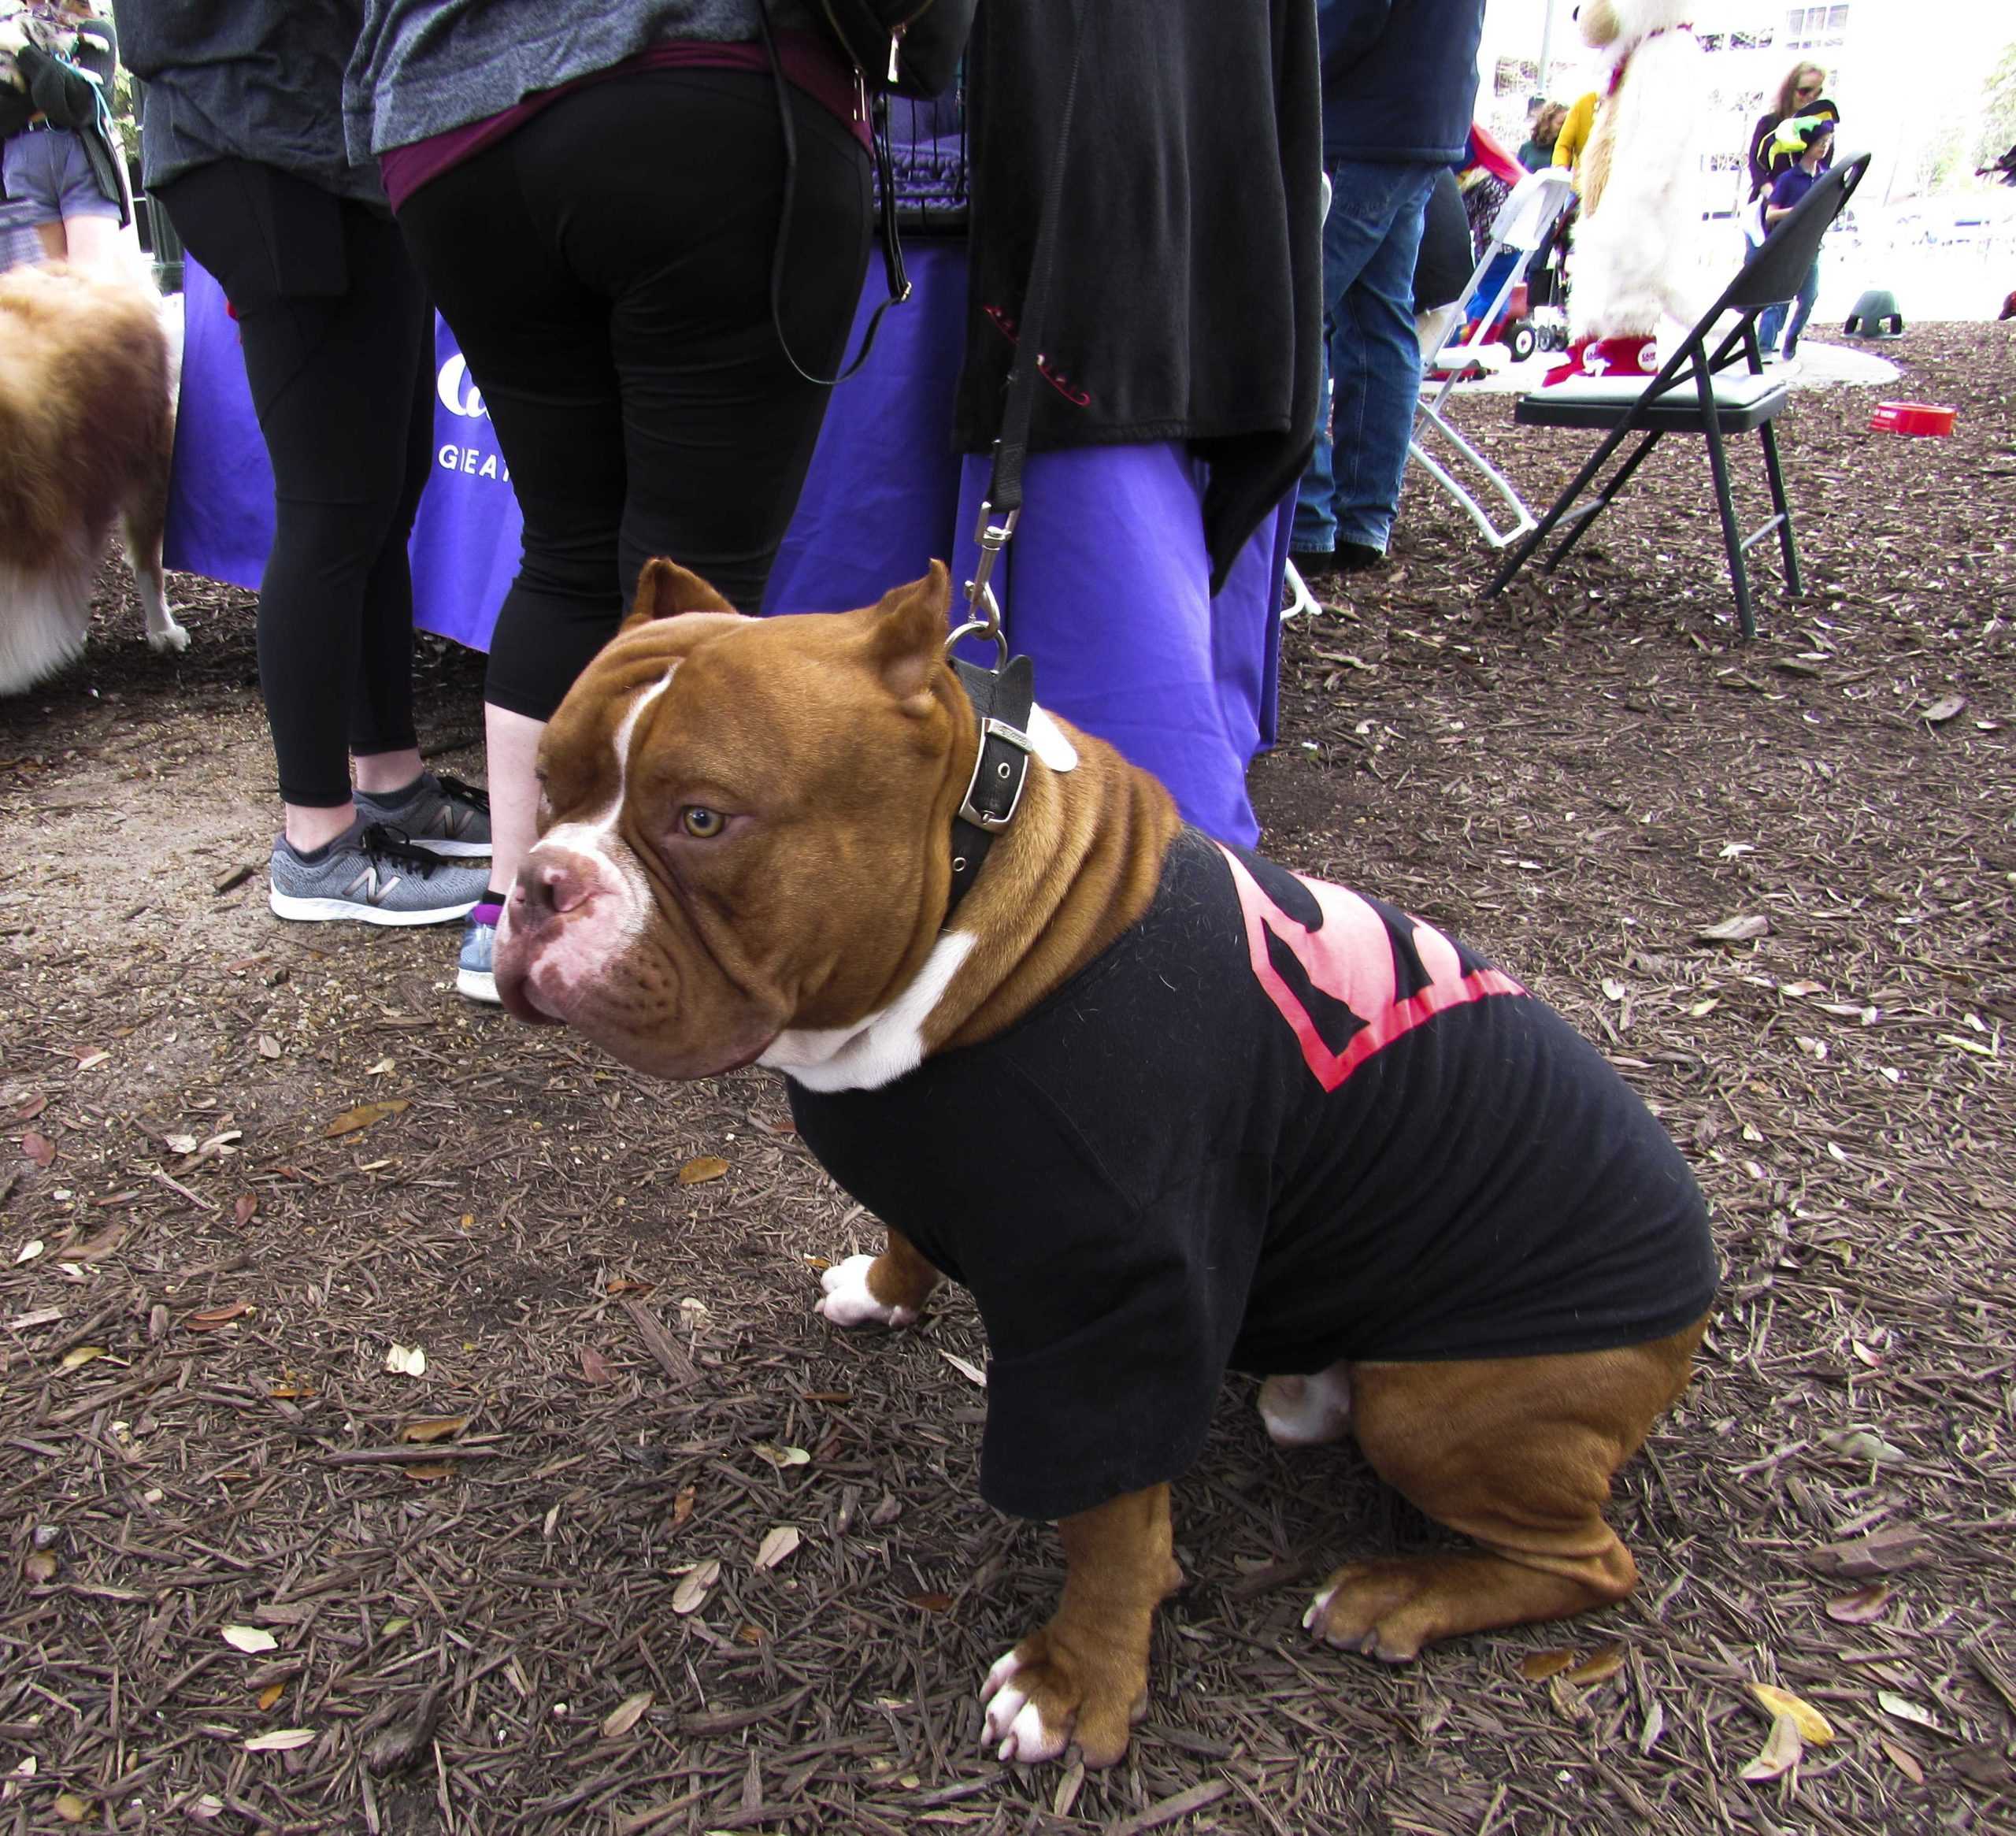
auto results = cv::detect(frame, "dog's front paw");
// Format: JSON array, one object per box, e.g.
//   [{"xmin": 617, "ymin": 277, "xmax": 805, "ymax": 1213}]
[
  {"xmin": 815, "ymin": 1254, "xmax": 918, "ymax": 1330},
  {"xmin": 980, "ymin": 1632, "xmax": 1147, "ymax": 1768},
  {"xmin": 146, "ymin": 614, "xmax": 190, "ymax": 655}
]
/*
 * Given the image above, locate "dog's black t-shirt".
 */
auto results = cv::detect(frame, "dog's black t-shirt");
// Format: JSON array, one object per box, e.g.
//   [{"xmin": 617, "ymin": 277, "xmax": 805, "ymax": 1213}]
[{"xmin": 788, "ymin": 829, "xmax": 1718, "ymax": 1522}]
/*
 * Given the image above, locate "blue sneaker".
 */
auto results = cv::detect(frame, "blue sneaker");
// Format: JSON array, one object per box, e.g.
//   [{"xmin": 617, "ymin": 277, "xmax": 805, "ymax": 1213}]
[
  {"xmin": 355, "ymin": 772, "xmax": 491, "ymax": 859},
  {"xmin": 457, "ymin": 899, "xmax": 502, "ymax": 1004}
]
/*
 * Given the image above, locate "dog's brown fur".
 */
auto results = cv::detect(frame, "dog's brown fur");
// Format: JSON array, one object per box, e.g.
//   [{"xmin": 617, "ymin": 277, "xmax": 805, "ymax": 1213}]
[{"xmin": 0, "ymin": 258, "xmax": 184, "ymax": 693}]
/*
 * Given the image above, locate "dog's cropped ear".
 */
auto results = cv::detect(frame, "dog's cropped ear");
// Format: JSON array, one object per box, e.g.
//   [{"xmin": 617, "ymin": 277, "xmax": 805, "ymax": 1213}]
[
  {"xmin": 865, "ymin": 562, "xmax": 954, "ymax": 718},
  {"xmin": 622, "ymin": 558, "xmax": 736, "ymax": 631}
]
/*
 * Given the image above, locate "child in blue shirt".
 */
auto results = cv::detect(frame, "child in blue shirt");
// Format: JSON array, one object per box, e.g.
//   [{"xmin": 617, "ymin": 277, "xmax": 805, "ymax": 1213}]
[{"xmin": 1759, "ymin": 119, "xmax": 1835, "ymax": 363}]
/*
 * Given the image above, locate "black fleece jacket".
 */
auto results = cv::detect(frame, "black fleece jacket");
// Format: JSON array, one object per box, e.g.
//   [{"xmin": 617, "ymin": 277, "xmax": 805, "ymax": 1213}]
[{"xmin": 952, "ymin": 0, "xmax": 1324, "ymax": 594}]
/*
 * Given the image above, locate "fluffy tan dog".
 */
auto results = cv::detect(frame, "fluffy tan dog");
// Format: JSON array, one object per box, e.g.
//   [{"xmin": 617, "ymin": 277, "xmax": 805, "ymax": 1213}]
[{"xmin": 0, "ymin": 258, "xmax": 185, "ymax": 693}]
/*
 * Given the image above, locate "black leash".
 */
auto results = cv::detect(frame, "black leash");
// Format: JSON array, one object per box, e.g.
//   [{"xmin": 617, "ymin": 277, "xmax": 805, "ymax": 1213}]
[
  {"xmin": 937, "ymin": 1, "xmax": 1089, "ymax": 922},
  {"xmin": 754, "ymin": 0, "xmax": 912, "ymax": 386}
]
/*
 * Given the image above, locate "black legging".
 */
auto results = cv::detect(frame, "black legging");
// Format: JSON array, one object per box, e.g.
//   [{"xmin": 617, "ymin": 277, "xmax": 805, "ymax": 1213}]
[
  {"xmin": 395, "ymin": 67, "xmax": 873, "ymax": 722},
  {"xmin": 155, "ymin": 160, "xmax": 433, "ymax": 809}
]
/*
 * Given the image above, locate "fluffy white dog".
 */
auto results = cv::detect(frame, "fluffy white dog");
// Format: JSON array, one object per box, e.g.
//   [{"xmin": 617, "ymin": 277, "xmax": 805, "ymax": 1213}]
[{"xmin": 1551, "ymin": 0, "xmax": 1714, "ymax": 380}]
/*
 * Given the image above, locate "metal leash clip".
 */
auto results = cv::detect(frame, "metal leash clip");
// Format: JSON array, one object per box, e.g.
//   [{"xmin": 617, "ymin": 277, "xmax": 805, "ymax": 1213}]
[{"xmin": 947, "ymin": 499, "xmax": 1018, "ymax": 669}]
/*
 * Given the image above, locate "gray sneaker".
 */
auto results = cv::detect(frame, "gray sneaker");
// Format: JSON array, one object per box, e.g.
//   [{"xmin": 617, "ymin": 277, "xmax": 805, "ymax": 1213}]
[
  {"xmin": 269, "ymin": 822, "xmax": 488, "ymax": 926},
  {"xmin": 353, "ymin": 772, "xmax": 491, "ymax": 858}
]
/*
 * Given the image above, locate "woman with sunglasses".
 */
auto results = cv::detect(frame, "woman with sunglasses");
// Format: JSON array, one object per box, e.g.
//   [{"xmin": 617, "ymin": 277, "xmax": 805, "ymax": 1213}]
[{"xmin": 1747, "ymin": 63, "xmax": 1836, "ymax": 221}]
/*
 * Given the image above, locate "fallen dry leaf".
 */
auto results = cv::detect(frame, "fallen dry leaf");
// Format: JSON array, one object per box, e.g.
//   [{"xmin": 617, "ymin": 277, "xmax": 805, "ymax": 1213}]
[
  {"xmin": 322, "ymin": 1100, "xmax": 410, "ymax": 1139},
  {"xmin": 754, "ymin": 1525, "xmax": 801, "ymax": 1571},
  {"xmin": 1809, "ymin": 1525, "xmax": 1928, "ymax": 1576},
  {"xmin": 14, "ymin": 1093, "xmax": 47, "ymax": 1121},
  {"xmin": 1750, "ymin": 1683, "xmax": 1835, "ymax": 1745},
  {"xmin": 398, "ymin": 1416, "xmax": 469, "ymax": 1445},
  {"xmin": 1921, "ymin": 694, "xmax": 1966, "ymax": 724},
  {"xmin": 906, "ymin": 1591, "xmax": 956, "ymax": 1613},
  {"xmin": 24, "ymin": 1551, "xmax": 56, "ymax": 1584},
  {"xmin": 1698, "ymin": 913, "xmax": 1770, "ymax": 944},
  {"xmin": 234, "ymin": 1193, "xmax": 258, "ymax": 1226},
  {"xmin": 21, "ymin": 1131, "xmax": 54, "ymax": 1168},
  {"xmin": 1518, "ymin": 1648, "xmax": 1582, "ymax": 1681},
  {"xmin": 601, "ymin": 1690, "xmax": 654, "ymax": 1740},
  {"xmin": 52, "ymin": 1793, "xmax": 88, "ymax": 1824},
  {"xmin": 15, "ymin": 1239, "xmax": 44, "ymax": 1264},
  {"xmin": 579, "ymin": 1346, "xmax": 615, "ymax": 1384},
  {"xmin": 1879, "ymin": 1738, "xmax": 1925, "ymax": 1785},
  {"xmin": 222, "ymin": 1626, "xmax": 279, "ymax": 1655},
  {"xmin": 939, "ymin": 1349, "xmax": 987, "ymax": 1387},
  {"xmin": 677, "ymin": 1155, "xmax": 729, "ymax": 1185},
  {"xmin": 1877, "ymin": 1690, "xmax": 1943, "ymax": 1732},
  {"xmin": 1825, "ymin": 1582, "xmax": 1894, "ymax": 1624},
  {"xmin": 71, "ymin": 1222, "xmax": 126, "ymax": 1261},
  {"xmin": 398, "ymin": 1462, "xmax": 454, "ymax": 1483},
  {"xmin": 58, "ymin": 1345, "xmax": 106, "ymax": 1372},
  {"xmin": 257, "ymin": 1683, "xmax": 285, "ymax": 1712},
  {"xmin": 384, "ymin": 1343, "xmax": 427, "ymax": 1376},
  {"xmin": 243, "ymin": 1729, "xmax": 317, "ymax": 1753},
  {"xmin": 1562, "ymin": 1644, "xmax": 1626, "ymax": 1686},
  {"xmin": 1740, "ymin": 1714, "xmax": 1804, "ymax": 1783},
  {"xmin": 186, "ymin": 1301, "xmax": 254, "ymax": 1330},
  {"xmin": 672, "ymin": 1560, "xmax": 721, "ymax": 1615},
  {"xmin": 1547, "ymin": 1673, "xmax": 1592, "ymax": 1723},
  {"xmin": 752, "ymin": 1442, "xmax": 810, "ymax": 1469},
  {"xmin": 671, "ymin": 1485, "xmax": 696, "ymax": 1529}
]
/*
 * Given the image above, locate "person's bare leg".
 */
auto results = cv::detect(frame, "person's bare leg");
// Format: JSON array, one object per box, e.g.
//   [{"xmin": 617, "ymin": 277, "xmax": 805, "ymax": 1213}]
[
  {"xmin": 284, "ymin": 800, "xmax": 357, "ymax": 854},
  {"xmin": 59, "ymin": 213, "xmax": 120, "ymax": 269},
  {"xmin": 33, "ymin": 220, "xmax": 65, "ymax": 261},
  {"xmin": 484, "ymin": 703, "xmax": 545, "ymax": 893}
]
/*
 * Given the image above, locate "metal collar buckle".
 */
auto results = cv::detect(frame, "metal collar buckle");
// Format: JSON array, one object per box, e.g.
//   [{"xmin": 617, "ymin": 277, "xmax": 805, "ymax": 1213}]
[{"xmin": 957, "ymin": 715, "xmax": 1034, "ymax": 830}]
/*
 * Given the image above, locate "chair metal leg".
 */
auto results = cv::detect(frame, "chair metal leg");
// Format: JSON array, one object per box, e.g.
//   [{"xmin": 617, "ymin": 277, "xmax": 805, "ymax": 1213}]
[
  {"xmin": 1542, "ymin": 428, "xmax": 1665, "ymax": 573},
  {"xmin": 1757, "ymin": 420, "xmax": 1803, "ymax": 595},
  {"xmin": 1484, "ymin": 416, "xmax": 1645, "ymax": 598},
  {"xmin": 1700, "ymin": 413, "xmax": 1756, "ymax": 640}
]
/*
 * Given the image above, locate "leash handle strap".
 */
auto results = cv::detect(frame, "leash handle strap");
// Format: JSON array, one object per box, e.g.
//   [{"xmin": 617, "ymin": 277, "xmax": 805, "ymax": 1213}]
[
  {"xmin": 979, "ymin": 0, "xmax": 1090, "ymax": 524},
  {"xmin": 756, "ymin": 0, "xmax": 912, "ymax": 388}
]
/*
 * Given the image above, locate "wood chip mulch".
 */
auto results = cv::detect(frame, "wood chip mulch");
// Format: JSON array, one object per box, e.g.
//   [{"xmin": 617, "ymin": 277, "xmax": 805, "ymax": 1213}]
[{"xmin": 2, "ymin": 322, "xmax": 2012, "ymax": 1834}]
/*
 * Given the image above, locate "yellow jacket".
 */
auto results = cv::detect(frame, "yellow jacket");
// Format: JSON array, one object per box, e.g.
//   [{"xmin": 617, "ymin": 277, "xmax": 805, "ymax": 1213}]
[{"xmin": 1553, "ymin": 91, "xmax": 1599, "ymax": 190}]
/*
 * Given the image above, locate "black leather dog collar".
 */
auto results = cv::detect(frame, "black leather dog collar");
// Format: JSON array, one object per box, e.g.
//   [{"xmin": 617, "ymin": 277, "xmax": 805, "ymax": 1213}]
[{"xmin": 945, "ymin": 655, "xmax": 1036, "ymax": 923}]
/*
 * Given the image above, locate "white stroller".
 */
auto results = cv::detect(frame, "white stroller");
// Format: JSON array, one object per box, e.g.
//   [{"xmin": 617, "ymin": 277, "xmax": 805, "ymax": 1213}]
[{"xmin": 1407, "ymin": 167, "xmax": 1577, "ymax": 548}]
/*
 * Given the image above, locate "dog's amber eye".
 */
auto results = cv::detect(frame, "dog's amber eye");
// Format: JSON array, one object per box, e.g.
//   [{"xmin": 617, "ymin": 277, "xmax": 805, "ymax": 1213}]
[{"xmin": 681, "ymin": 807, "xmax": 724, "ymax": 839}]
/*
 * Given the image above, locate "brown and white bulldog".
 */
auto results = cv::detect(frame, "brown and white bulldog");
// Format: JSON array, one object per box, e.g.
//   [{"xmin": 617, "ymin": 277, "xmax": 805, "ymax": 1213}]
[{"xmin": 496, "ymin": 558, "xmax": 1716, "ymax": 1769}]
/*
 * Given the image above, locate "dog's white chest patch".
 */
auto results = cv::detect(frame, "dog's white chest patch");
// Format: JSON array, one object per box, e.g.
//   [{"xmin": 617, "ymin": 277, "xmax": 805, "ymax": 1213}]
[{"xmin": 759, "ymin": 930, "xmax": 976, "ymax": 1092}]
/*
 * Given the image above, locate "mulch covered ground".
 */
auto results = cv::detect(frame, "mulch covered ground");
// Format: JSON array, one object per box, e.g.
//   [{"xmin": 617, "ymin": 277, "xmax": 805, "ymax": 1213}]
[{"xmin": 2, "ymin": 322, "xmax": 2012, "ymax": 1835}]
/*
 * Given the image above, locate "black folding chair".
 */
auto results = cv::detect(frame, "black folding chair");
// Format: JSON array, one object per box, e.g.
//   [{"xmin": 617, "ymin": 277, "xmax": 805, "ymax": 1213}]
[{"xmin": 1484, "ymin": 152, "xmax": 1869, "ymax": 640}]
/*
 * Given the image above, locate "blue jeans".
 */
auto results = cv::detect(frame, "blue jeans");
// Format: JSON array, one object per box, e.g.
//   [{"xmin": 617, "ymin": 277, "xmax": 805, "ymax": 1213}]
[
  {"xmin": 1759, "ymin": 254, "xmax": 1821, "ymax": 355},
  {"xmin": 1292, "ymin": 159, "xmax": 1436, "ymax": 556}
]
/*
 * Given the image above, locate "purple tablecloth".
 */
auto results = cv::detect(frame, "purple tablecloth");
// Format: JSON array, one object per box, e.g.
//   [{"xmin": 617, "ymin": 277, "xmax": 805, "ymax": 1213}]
[{"xmin": 165, "ymin": 243, "xmax": 1287, "ymax": 844}]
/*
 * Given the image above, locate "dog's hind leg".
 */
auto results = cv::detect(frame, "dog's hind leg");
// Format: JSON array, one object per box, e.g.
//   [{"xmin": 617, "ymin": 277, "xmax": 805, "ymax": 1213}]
[
  {"xmin": 816, "ymin": 1226, "xmax": 944, "ymax": 1329},
  {"xmin": 120, "ymin": 448, "xmax": 187, "ymax": 657},
  {"xmin": 1305, "ymin": 1318, "xmax": 1706, "ymax": 1662}
]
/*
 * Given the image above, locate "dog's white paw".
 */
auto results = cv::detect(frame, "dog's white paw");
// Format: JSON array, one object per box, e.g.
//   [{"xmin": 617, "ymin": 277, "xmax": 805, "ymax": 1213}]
[
  {"xmin": 1258, "ymin": 1362, "xmax": 1353, "ymax": 1447},
  {"xmin": 980, "ymin": 1650, "xmax": 1069, "ymax": 1764},
  {"xmin": 815, "ymin": 1254, "xmax": 917, "ymax": 1330},
  {"xmin": 146, "ymin": 615, "xmax": 190, "ymax": 655}
]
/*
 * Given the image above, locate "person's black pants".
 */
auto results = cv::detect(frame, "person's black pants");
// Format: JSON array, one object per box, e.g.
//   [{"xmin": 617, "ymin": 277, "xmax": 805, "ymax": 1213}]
[
  {"xmin": 395, "ymin": 68, "xmax": 873, "ymax": 722},
  {"xmin": 155, "ymin": 160, "xmax": 433, "ymax": 808}
]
